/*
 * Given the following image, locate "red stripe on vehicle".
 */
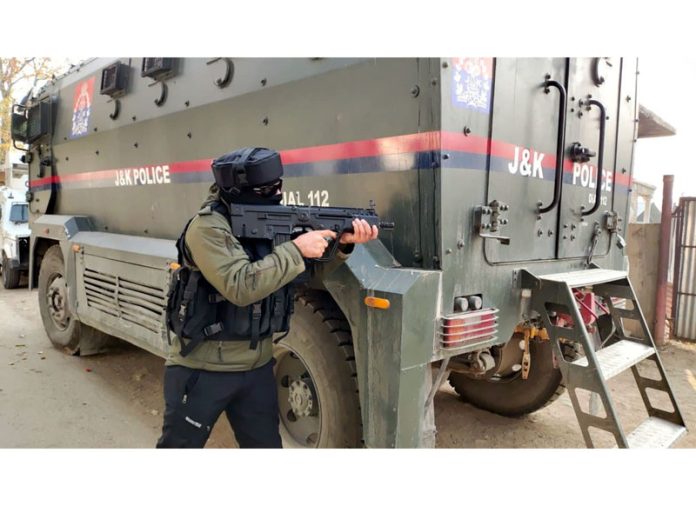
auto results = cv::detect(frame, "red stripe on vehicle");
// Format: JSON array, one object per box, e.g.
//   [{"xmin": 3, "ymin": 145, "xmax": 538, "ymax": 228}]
[
  {"xmin": 280, "ymin": 131, "xmax": 442, "ymax": 164},
  {"xmin": 168, "ymin": 159, "xmax": 213, "ymax": 173},
  {"xmin": 27, "ymin": 131, "xmax": 633, "ymax": 189},
  {"xmin": 62, "ymin": 169, "xmax": 118, "ymax": 182},
  {"xmin": 31, "ymin": 175, "xmax": 58, "ymax": 187},
  {"xmin": 440, "ymin": 131, "xmax": 488, "ymax": 156}
]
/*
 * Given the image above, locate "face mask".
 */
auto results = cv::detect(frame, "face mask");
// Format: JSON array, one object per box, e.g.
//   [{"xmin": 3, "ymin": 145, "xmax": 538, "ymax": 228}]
[{"xmin": 221, "ymin": 186, "xmax": 282, "ymax": 205}]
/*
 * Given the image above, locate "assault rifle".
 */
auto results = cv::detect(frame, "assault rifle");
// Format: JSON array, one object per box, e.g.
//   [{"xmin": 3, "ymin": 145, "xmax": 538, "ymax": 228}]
[{"xmin": 226, "ymin": 202, "xmax": 395, "ymax": 261}]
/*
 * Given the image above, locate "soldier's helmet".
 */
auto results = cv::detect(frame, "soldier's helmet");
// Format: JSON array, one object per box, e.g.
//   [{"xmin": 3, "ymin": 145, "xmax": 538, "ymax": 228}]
[{"xmin": 211, "ymin": 147, "xmax": 283, "ymax": 197}]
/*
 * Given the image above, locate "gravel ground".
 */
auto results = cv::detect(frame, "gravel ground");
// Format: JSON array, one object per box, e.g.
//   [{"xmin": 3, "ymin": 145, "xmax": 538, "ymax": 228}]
[{"xmin": 2, "ymin": 281, "xmax": 695, "ymax": 448}]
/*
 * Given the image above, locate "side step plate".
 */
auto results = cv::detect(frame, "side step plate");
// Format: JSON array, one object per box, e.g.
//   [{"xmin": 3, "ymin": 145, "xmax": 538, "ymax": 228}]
[
  {"xmin": 626, "ymin": 417, "xmax": 687, "ymax": 449},
  {"xmin": 537, "ymin": 269, "xmax": 628, "ymax": 288},
  {"xmin": 522, "ymin": 267, "xmax": 687, "ymax": 448},
  {"xmin": 573, "ymin": 340, "xmax": 655, "ymax": 380}
]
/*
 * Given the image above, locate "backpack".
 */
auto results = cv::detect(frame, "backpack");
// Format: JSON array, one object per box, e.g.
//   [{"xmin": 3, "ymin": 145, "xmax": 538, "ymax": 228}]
[{"xmin": 165, "ymin": 216, "xmax": 225, "ymax": 356}]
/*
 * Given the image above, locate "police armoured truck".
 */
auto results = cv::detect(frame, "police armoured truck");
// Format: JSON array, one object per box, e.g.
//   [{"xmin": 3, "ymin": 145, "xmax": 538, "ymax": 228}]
[
  {"xmin": 0, "ymin": 183, "xmax": 30, "ymax": 289},
  {"xmin": 11, "ymin": 58, "xmax": 687, "ymax": 448}
]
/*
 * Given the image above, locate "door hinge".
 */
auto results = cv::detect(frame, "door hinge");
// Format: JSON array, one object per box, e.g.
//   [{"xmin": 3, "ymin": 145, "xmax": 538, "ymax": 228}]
[{"xmin": 474, "ymin": 200, "xmax": 511, "ymax": 245}]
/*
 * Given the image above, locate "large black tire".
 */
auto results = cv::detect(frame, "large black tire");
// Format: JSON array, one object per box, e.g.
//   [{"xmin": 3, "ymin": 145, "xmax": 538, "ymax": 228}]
[
  {"xmin": 448, "ymin": 339, "xmax": 578, "ymax": 417},
  {"xmin": 1, "ymin": 255, "xmax": 21, "ymax": 289},
  {"xmin": 273, "ymin": 289, "xmax": 361, "ymax": 448},
  {"xmin": 38, "ymin": 245, "xmax": 112, "ymax": 355}
]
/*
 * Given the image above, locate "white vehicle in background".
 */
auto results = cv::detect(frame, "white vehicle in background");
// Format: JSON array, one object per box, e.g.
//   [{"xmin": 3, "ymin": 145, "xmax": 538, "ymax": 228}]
[{"xmin": 0, "ymin": 185, "xmax": 30, "ymax": 289}]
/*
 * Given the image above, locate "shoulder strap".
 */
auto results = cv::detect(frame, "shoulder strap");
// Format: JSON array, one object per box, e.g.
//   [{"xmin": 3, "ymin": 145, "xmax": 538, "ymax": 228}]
[
  {"xmin": 210, "ymin": 199, "xmax": 230, "ymax": 221},
  {"xmin": 175, "ymin": 216, "xmax": 197, "ymax": 267},
  {"xmin": 176, "ymin": 200, "xmax": 227, "ymax": 267}
]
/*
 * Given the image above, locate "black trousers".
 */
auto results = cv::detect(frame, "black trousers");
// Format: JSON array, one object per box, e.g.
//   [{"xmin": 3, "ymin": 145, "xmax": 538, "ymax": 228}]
[{"xmin": 156, "ymin": 359, "xmax": 282, "ymax": 448}]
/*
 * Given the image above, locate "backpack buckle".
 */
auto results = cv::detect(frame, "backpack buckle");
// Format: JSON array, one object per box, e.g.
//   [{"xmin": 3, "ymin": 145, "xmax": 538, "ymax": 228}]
[
  {"xmin": 203, "ymin": 322, "xmax": 224, "ymax": 337},
  {"xmin": 208, "ymin": 293, "xmax": 226, "ymax": 303}
]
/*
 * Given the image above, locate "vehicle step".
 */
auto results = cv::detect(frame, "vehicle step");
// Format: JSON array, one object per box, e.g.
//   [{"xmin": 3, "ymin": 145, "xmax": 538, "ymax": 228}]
[
  {"xmin": 538, "ymin": 269, "xmax": 627, "ymax": 288},
  {"xmin": 573, "ymin": 340, "xmax": 655, "ymax": 380},
  {"xmin": 625, "ymin": 417, "xmax": 687, "ymax": 448}
]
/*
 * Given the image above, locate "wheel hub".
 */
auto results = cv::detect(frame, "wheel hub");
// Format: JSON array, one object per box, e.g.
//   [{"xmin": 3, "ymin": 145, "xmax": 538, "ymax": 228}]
[
  {"xmin": 288, "ymin": 378, "xmax": 316, "ymax": 418},
  {"xmin": 47, "ymin": 276, "xmax": 69, "ymax": 329},
  {"xmin": 276, "ymin": 348, "xmax": 322, "ymax": 447}
]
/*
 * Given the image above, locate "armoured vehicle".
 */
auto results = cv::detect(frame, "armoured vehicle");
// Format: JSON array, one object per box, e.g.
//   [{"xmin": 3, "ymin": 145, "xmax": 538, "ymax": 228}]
[
  {"xmin": 0, "ymin": 183, "xmax": 30, "ymax": 289},
  {"xmin": 11, "ymin": 57, "xmax": 687, "ymax": 448}
]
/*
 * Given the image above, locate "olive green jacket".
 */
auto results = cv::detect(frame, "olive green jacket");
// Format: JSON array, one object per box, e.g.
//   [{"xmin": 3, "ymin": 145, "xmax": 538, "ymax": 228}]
[{"xmin": 165, "ymin": 186, "xmax": 350, "ymax": 371}]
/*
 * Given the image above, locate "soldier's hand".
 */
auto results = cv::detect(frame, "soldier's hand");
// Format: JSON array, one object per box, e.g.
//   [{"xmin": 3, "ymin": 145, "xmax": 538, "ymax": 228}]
[
  {"xmin": 292, "ymin": 229, "xmax": 337, "ymax": 258},
  {"xmin": 339, "ymin": 219, "xmax": 379, "ymax": 245}
]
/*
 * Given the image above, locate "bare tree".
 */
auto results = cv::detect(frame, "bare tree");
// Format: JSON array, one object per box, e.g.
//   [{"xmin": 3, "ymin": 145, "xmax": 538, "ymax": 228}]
[{"xmin": 0, "ymin": 57, "xmax": 64, "ymax": 167}]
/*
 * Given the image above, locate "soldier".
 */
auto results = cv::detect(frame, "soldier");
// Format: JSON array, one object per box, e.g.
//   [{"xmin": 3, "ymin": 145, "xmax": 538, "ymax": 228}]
[{"xmin": 157, "ymin": 147, "xmax": 378, "ymax": 448}]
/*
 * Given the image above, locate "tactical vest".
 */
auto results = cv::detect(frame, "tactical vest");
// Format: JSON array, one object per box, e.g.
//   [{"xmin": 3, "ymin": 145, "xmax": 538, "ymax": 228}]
[{"xmin": 166, "ymin": 200, "xmax": 295, "ymax": 357}]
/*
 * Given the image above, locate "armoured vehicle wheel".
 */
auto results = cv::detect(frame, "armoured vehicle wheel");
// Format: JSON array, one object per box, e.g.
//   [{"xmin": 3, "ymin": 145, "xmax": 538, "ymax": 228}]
[
  {"xmin": 273, "ymin": 290, "xmax": 361, "ymax": 448},
  {"xmin": 448, "ymin": 338, "xmax": 578, "ymax": 417},
  {"xmin": 2, "ymin": 255, "xmax": 21, "ymax": 289},
  {"xmin": 38, "ymin": 245, "xmax": 112, "ymax": 355},
  {"xmin": 39, "ymin": 245, "xmax": 81, "ymax": 354}
]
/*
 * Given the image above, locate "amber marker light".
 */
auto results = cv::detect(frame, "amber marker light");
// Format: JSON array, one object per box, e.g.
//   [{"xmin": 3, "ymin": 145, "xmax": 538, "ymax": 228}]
[
  {"xmin": 364, "ymin": 296, "xmax": 390, "ymax": 310},
  {"xmin": 169, "ymin": 262, "xmax": 181, "ymax": 270},
  {"xmin": 72, "ymin": 244, "xmax": 81, "ymax": 253}
]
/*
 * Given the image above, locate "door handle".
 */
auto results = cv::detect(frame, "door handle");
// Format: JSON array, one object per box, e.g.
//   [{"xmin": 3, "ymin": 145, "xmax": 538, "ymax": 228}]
[
  {"xmin": 580, "ymin": 98, "xmax": 606, "ymax": 216},
  {"xmin": 538, "ymin": 75, "xmax": 567, "ymax": 214}
]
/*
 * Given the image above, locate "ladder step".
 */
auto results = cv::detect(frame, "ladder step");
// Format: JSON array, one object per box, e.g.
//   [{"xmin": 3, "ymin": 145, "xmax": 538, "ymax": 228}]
[
  {"xmin": 573, "ymin": 340, "xmax": 655, "ymax": 380},
  {"xmin": 626, "ymin": 417, "xmax": 687, "ymax": 448},
  {"xmin": 538, "ymin": 268, "xmax": 627, "ymax": 288}
]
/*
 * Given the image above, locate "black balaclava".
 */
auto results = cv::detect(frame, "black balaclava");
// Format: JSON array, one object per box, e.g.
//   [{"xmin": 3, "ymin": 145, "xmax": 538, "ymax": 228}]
[
  {"xmin": 212, "ymin": 147, "xmax": 284, "ymax": 205},
  {"xmin": 221, "ymin": 185, "xmax": 283, "ymax": 205}
]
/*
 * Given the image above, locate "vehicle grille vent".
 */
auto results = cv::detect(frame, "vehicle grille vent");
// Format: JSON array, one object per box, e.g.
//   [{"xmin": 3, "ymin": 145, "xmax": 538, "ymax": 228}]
[{"xmin": 83, "ymin": 268, "xmax": 166, "ymax": 334}]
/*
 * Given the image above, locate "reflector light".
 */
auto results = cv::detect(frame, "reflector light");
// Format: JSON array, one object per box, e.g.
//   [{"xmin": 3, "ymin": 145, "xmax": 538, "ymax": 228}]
[
  {"xmin": 439, "ymin": 308, "xmax": 499, "ymax": 349},
  {"xmin": 364, "ymin": 296, "xmax": 390, "ymax": 310}
]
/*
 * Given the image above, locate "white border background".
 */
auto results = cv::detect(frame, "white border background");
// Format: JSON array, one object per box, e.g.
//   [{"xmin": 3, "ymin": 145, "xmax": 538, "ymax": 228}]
[{"xmin": 2, "ymin": 1, "xmax": 695, "ymax": 503}]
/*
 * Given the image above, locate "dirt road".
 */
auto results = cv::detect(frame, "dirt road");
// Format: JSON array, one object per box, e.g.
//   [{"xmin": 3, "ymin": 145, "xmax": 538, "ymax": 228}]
[{"xmin": 1, "ymin": 282, "xmax": 695, "ymax": 448}]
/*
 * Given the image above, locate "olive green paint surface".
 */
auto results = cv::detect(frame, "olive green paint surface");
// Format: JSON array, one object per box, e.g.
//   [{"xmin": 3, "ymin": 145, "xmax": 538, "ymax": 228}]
[
  {"xmin": 23, "ymin": 58, "xmax": 638, "ymax": 447},
  {"xmin": 323, "ymin": 240, "xmax": 441, "ymax": 447}
]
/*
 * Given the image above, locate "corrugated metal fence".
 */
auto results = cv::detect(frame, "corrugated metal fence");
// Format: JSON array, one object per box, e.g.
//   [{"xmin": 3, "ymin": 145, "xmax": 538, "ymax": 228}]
[{"xmin": 672, "ymin": 197, "xmax": 696, "ymax": 340}]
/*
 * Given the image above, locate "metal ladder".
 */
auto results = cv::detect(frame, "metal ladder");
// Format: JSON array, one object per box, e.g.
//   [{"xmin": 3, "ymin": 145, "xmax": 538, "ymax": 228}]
[{"xmin": 521, "ymin": 268, "xmax": 687, "ymax": 448}]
